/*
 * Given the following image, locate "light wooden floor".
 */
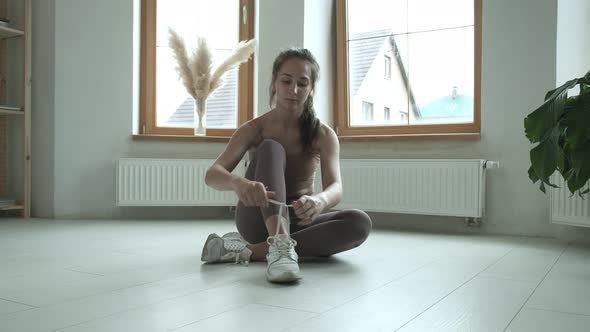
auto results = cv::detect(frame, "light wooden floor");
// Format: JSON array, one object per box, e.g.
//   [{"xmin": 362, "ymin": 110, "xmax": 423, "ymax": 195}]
[{"xmin": 0, "ymin": 218, "xmax": 589, "ymax": 332}]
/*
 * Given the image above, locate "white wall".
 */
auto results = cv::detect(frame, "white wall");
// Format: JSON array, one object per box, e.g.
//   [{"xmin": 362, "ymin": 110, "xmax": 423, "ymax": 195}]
[
  {"xmin": 256, "ymin": 0, "xmax": 334, "ymax": 122},
  {"xmin": 32, "ymin": 0, "xmax": 583, "ymax": 237},
  {"xmin": 556, "ymin": 0, "xmax": 590, "ymax": 85},
  {"xmin": 31, "ymin": 0, "xmax": 55, "ymax": 217},
  {"xmin": 52, "ymin": 0, "xmax": 134, "ymax": 218},
  {"xmin": 256, "ymin": 0, "xmax": 304, "ymax": 116},
  {"xmin": 303, "ymin": 0, "xmax": 334, "ymax": 125}
]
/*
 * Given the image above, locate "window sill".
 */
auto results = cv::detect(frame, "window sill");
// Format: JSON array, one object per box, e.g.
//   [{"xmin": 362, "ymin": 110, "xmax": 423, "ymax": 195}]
[
  {"xmin": 338, "ymin": 133, "xmax": 481, "ymax": 142},
  {"xmin": 133, "ymin": 132, "xmax": 481, "ymax": 143},
  {"xmin": 132, "ymin": 134, "xmax": 231, "ymax": 143}
]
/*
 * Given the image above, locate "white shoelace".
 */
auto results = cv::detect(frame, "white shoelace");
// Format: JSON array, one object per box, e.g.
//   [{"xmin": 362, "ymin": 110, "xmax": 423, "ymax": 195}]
[
  {"xmin": 267, "ymin": 199, "xmax": 294, "ymax": 208},
  {"xmin": 222, "ymin": 235, "xmax": 250, "ymax": 266},
  {"xmin": 234, "ymin": 253, "xmax": 249, "ymax": 266},
  {"xmin": 265, "ymin": 199, "xmax": 298, "ymax": 263},
  {"xmin": 266, "ymin": 199, "xmax": 293, "ymax": 236}
]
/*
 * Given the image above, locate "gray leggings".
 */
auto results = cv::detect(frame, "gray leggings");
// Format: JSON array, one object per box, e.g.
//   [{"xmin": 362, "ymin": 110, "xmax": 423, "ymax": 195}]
[{"xmin": 235, "ymin": 139, "xmax": 372, "ymax": 257}]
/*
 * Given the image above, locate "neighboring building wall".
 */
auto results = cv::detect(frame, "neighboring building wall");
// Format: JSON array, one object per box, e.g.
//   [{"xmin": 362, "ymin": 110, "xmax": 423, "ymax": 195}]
[{"xmin": 352, "ymin": 39, "xmax": 408, "ymax": 126}]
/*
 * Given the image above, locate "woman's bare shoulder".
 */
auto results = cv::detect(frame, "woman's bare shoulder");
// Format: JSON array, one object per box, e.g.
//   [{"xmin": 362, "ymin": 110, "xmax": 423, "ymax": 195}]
[
  {"xmin": 312, "ymin": 122, "xmax": 338, "ymax": 152},
  {"xmin": 317, "ymin": 122, "xmax": 338, "ymax": 143},
  {"xmin": 251, "ymin": 111, "xmax": 274, "ymax": 127},
  {"xmin": 232, "ymin": 118, "xmax": 263, "ymax": 147}
]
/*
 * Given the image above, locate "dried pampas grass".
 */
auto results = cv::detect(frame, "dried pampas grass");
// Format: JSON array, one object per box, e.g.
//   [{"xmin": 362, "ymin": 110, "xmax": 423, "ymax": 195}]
[
  {"xmin": 168, "ymin": 29, "xmax": 196, "ymax": 99},
  {"xmin": 209, "ymin": 39, "xmax": 257, "ymax": 93},
  {"xmin": 191, "ymin": 37, "xmax": 213, "ymax": 99},
  {"xmin": 168, "ymin": 28, "xmax": 256, "ymax": 101}
]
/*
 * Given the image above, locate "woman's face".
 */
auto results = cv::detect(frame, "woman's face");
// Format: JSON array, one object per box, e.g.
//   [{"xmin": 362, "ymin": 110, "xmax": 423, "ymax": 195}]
[{"xmin": 273, "ymin": 58, "xmax": 313, "ymax": 112}]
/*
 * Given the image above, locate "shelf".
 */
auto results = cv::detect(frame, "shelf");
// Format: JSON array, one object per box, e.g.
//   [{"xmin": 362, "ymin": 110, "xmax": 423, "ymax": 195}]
[
  {"xmin": 0, "ymin": 106, "xmax": 23, "ymax": 115},
  {"xmin": 0, "ymin": 205, "xmax": 23, "ymax": 211},
  {"xmin": 0, "ymin": 1, "xmax": 31, "ymax": 218},
  {"xmin": 0, "ymin": 25, "xmax": 24, "ymax": 39}
]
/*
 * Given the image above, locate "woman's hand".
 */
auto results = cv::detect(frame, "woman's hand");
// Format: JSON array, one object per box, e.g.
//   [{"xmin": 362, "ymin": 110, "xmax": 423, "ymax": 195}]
[
  {"xmin": 233, "ymin": 178, "xmax": 275, "ymax": 207},
  {"xmin": 292, "ymin": 195, "xmax": 326, "ymax": 226}
]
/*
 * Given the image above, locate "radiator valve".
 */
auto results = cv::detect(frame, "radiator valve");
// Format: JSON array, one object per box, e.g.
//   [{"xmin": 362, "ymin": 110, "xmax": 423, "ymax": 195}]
[
  {"xmin": 465, "ymin": 217, "xmax": 482, "ymax": 228},
  {"xmin": 485, "ymin": 161, "xmax": 500, "ymax": 169}
]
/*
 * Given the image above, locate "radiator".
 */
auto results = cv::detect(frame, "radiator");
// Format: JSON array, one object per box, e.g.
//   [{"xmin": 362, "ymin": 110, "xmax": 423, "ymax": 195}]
[
  {"xmin": 117, "ymin": 158, "xmax": 493, "ymax": 218},
  {"xmin": 549, "ymin": 173, "xmax": 590, "ymax": 227},
  {"xmin": 328, "ymin": 159, "xmax": 489, "ymax": 218},
  {"xmin": 117, "ymin": 158, "xmax": 243, "ymax": 206}
]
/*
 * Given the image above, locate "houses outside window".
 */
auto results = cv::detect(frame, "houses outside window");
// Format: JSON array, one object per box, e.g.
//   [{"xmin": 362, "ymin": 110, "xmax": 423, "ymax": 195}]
[
  {"xmin": 400, "ymin": 110, "xmax": 408, "ymax": 123},
  {"xmin": 362, "ymin": 101, "xmax": 374, "ymax": 123},
  {"xmin": 336, "ymin": 0, "xmax": 481, "ymax": 136},
  {"xmin": 384, "ymin": 55, "xmax": 391, "ymax": 79}
]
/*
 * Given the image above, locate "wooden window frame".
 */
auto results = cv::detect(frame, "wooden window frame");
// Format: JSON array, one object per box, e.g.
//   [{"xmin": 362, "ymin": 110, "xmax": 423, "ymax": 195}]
[
  {"xmin": 335, "ymin": 0, "xmax": 482, "ymax": 138},
  {"xmin": 139, "ymin": 0, "xmax": 255, "ymax": 137}
]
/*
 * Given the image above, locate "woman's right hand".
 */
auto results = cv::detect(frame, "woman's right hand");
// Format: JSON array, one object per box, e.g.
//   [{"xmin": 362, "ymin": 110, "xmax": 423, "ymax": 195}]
[{"xmin": 233, "ymin": 178, "xmax": 275, "ymax": 207}]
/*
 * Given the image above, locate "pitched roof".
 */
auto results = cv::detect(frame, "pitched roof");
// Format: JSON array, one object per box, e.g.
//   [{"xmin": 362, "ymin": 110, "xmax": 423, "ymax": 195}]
[
  {"xmin": 348, "ymin": 29, "xmax": 391, "ymax": 97},
  {"xmin": 166, "ymin": 69, "xmax": 238, "ymax": 127}
]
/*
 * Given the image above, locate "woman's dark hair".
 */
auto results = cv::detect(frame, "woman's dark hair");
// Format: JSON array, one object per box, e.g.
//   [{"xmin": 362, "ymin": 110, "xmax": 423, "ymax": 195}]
[{"xmin": 269, "ymin": 48, "xmax": 320, "ymax": 153}]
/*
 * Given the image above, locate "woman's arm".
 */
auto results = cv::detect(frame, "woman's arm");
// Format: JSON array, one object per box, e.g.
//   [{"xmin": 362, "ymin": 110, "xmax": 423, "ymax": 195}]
[
  {"xmin": 314, "ymin": 125, "xmax": 343, "ymax": 210},
  {"xmin": 292, "ymin": 125, "xmax": 342, "ymax": 224},
  {"xmin": 204, "ymin": 121, "xmax": 257, "ymax": 192},
  {"xmin": 205, "ymin": 121, "xmax": 275, "ymax": 207}
]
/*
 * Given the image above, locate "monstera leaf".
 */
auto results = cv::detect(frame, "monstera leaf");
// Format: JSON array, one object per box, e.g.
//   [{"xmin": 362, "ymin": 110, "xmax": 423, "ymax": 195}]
[{"xmin": 524, "ymin": 70, "xmax": 590, "ymax": 196}]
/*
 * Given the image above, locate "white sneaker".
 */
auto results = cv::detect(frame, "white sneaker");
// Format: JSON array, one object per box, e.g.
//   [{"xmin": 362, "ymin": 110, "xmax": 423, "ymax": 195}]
[
  {"xmin": 201, "ymin": 232, "xmax": 252, "ymax": 265},
  {"xmin": 266, "ymin": 234, "xmax": 302, "ymax": 283}
]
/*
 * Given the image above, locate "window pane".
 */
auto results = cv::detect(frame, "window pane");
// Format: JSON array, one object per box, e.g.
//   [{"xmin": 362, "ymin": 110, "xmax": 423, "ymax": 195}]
[
  {"xmin": 361, "ymin": 101, "xmax": 374, "ymax": 123},
  {"xmin": 155, "ymin": 0, "xmax": 239, "ymax": 129},
  {"xmin": 408, "ymin": 0, "xmax": 473, "ymax": 32},
  {"xmin": 408, "ymin": 27, "xmax": 474, "ymax": 125},
  {"xmin": 347, "ymin": 0, "xmax": 407, "ymax": 40},
  {"xmin": 400, "ymin": 111, "xmax": 408, "ymax": 123},
  {"xmin": 348, "ymin": 35, "xmax": 410, "ymax": 127}
]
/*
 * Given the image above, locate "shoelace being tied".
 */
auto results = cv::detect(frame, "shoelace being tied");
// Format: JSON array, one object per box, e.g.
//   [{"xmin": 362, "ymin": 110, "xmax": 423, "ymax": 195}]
[
  {"xmin": 222, "ymin": 235, "xmax": 250, "ymax": 266},
  {"xmin": 266, "ymin": 199, "xmax": 297, "ymax": 261}
]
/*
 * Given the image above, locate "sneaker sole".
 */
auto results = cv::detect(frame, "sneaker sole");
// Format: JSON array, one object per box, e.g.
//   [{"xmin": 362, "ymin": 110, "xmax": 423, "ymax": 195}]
[
  {"xmin": 266, "ymin": 271, "xmax": 302, "ymax": 283},
  {"xmin": 201, "ymin": 234, "xmax": 223, "ymax": 263}
]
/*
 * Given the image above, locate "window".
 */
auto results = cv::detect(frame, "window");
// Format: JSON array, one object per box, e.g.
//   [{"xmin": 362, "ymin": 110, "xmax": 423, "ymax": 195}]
[
  {"xmin": 336, "ymin": 0, "xmax": 481, "ymax": 136},
  {"xmin": 140, "ymin": 0, "xmax": 255, "ymax": 137},
  {"xmin": 362, "ymin": 101, "xmax": 374, "ymax": 123},
  {"xmin": 384, "ymin": 107, "xmax": 390, "ymax": 122},
  {"xmin": 400, "ymin": 110, "xmax": 408, "ymax": 123}
]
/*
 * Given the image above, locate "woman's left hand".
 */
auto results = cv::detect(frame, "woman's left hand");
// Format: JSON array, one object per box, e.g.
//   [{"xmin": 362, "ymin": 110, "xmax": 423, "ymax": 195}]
[{"xmin": 292, "ymin": 195, "xmax": 326, "ymax": 226}]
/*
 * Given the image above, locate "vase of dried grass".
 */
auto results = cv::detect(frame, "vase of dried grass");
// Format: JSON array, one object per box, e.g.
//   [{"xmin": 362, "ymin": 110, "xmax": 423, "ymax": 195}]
[{"xmin": 194, "ymin": 98, "xmax": 206, "ymax": 136}]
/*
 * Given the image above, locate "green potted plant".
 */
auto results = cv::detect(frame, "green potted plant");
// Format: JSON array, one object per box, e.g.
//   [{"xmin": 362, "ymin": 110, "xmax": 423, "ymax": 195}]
[{"xmin": 524, "ymin": 69, "xmax": 590, "ymax": 196}]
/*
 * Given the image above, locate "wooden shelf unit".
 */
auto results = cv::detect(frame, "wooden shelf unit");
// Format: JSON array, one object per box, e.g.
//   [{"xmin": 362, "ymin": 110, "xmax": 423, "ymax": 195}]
[
  {"xmin": 0, "ymin": 204, "xmax": 22, "ymax": 210},
  {"xmin": 0, "ymin": 25, "xmax": 23, "ymax": 38},
  {"xmin": 0, "ymin": 106, "xmax": 23, "ymax": 115},
  {"xmin": 0, "ymin": 0, "xmax": 31, "ymax": 218}
]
